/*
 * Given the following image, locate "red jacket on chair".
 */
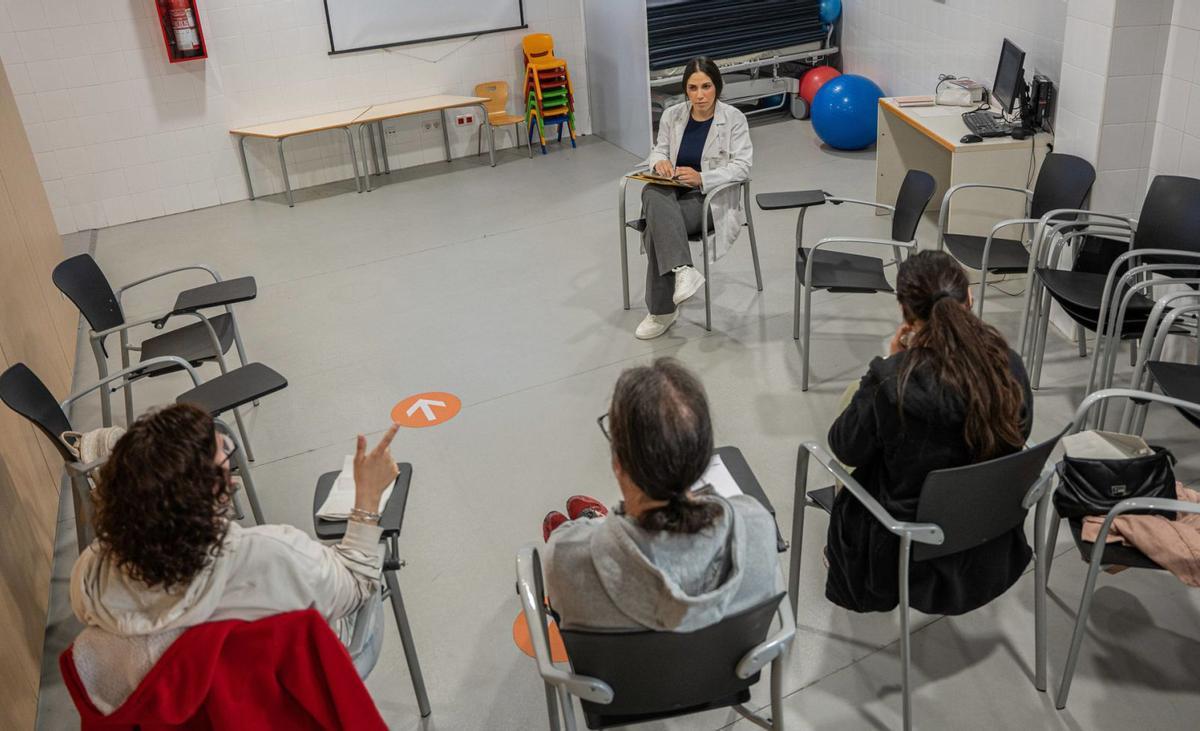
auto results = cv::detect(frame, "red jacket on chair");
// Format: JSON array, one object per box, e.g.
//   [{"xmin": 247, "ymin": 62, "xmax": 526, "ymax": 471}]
[{"xmin": 60, "ymin": 609, "xmax": 387, "ymax": 730}]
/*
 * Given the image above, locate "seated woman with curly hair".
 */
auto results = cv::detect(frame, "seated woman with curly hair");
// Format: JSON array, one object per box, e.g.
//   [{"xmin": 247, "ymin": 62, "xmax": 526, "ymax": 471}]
[{"xmin": 69, "ymin": 403, "xmax": 400, "ymax": 713}]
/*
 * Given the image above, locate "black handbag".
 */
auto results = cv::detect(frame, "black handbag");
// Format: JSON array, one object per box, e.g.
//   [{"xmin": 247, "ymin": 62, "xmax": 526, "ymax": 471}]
[{"xmin": 1054, "ymin": 445, "xmax": 1177, "ymax": 519}]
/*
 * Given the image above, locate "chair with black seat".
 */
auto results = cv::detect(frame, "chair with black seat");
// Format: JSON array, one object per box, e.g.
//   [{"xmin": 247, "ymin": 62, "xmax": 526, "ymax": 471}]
[
  {"xmin": 1024, "ymin": 175, "xmax": 1200, "ymax": 393},
  {"xmin": 757, "ymin": 169, "xmax": 936, "ymax": 391},
  {"xmin": 312, "ymin": 463, "xmax": 431, "ymax": 718},
  {"xmin": 515, "ymin": 545, "xmax": 794, "ymax": 730},
  {"xmin": 790, "ymin": 434, "xmax": 1062, "ymax": 731},
  {"xmin": 52, "ymin": 253, "xmax": 260, "ymax": 455},
  {"xmin": 937, "ymin": 153, "xmax": 1095, "ymax": 317},
  {"xmin": 1043, "ymin": 389, "xmax": 1200, "ymax": 710},
  {"xmin": 0, "ymin": 358, "xmax": 269, "ymax": 547},
  {"xmin": 618, "ymin": 171, "xmax": 762, "ymax": 331},
  {"xmin": 1119, "ymin": 293, "xmax": 1200, "ymax": 435}
]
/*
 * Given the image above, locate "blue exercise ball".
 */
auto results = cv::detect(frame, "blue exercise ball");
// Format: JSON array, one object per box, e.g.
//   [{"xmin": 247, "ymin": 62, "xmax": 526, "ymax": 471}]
[
  {"xmin": 819, "ymin": 0, "xmax": 841, "ymax": 24},
  {"xmin": 811, "ymin": 74, "xmax": 884, "ymax": 151}
]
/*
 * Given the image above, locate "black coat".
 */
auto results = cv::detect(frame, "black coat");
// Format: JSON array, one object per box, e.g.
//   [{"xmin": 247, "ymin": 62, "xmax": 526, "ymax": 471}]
[{"xmin": 824, "ymin": 348, "xmax": 1034, "ymax": 616}]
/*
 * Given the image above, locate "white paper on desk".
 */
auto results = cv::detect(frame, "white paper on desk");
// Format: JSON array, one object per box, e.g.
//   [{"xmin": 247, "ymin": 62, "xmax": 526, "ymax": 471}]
[
  {"xmin": 911, "ymin": 105, "xmax": 966, "ymax": 118},
  {"xmin": 689, "ymin": 454, "xmax": 743, "ymax": 499},
  {"xmin": 316, "ymin": 455, "xmax": 394, "ymax": 520}
]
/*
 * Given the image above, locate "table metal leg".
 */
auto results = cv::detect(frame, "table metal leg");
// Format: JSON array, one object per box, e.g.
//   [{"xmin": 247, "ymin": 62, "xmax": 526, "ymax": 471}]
[
  {"xmin": 477, "ymin": 104, "xmax": 496, "ymax": 167},
  {"xmin": 440, "ymin": 110, "xmax": 452, "ymax": 162},
  {"xmin": 359, "ymin": 125, "xmax": 373, "ymax": 193},
  {"xmin": 342, "ymin": 127, "xmax": 362, "ymax": 193},
  {"xmin": 367, "ymin": 124, "xmax": 379, "ymax": 176},
  {"xmin": 276, "ymin": 138, "xmax": 294, "ymax": 207},
  {"xmin": 237, "ymin": 135, "xmax": 255, "ymax": 200},
  {"xmin": 377, "ymin": 122, "xmax": 390, "ymax": 174}
]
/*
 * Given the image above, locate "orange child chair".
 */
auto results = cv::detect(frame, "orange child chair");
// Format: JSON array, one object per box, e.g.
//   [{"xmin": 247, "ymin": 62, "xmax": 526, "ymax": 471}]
[{"xmin": 474, "ymin": 81, "xmax": 532, "ymax": 158}]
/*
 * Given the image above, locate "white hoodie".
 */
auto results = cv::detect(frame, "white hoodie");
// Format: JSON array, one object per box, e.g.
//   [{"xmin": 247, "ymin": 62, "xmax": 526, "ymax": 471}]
[{"xmin": 69, "ymin": 520, "xmax": 383, "ymax": 712}]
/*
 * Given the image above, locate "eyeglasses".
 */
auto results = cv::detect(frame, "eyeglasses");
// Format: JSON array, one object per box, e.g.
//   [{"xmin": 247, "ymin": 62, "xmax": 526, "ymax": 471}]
[
  {"xmin": 597, "ymin": 413, "xmax": 611, "ymax": 442},
  {"xmin": 217, "ymin": 433, "xmax": 238, "ymax": 469}
]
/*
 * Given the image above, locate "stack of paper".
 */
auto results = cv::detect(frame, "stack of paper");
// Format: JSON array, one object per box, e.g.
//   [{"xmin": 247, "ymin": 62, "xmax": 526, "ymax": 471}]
[
  {"xmin": 316, "ymin": 455, "xmax": 395, "ymax": 520},
  {"xmin": 689, "ymin": 454, "xmax": 743, "ymax": 498}
]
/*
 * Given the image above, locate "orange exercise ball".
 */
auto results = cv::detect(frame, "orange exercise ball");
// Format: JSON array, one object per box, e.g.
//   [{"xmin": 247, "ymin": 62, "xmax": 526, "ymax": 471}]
[{"xmin": 800, "ymin": 66, "xmax": 842, "ymax": 105}]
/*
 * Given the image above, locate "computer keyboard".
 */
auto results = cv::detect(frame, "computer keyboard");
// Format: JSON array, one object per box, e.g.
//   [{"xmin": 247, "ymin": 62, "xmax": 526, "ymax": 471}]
[{"xmin": 962, "ymin": 110, "xmax": 1013, "ymax": 138}]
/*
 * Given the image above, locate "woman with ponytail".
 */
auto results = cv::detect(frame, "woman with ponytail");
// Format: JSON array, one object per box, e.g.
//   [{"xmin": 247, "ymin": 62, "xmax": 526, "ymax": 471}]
[
  {"xmin": 824, "ymin": 250, "xmax": 1033, "ymax": 616},
  {"xmin": 542, "ymin": 358, "xmax": 781, "ymax": 631}
]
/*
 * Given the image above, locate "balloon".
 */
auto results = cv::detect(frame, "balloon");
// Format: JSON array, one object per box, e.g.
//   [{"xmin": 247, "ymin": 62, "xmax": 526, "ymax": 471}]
[
  {"xmin": 819, "ymin": 0, "xmax": 842, "ymax": 25},
  {"xmin": 811, "ymin": 74, "xmax": 886, "ymax": 151},
  {"xmin": 799, "ymin": 65, "xmax": 841, "ymax": 104}
]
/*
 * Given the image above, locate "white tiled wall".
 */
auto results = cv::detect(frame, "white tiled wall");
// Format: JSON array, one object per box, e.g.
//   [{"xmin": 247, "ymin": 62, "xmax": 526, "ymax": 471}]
[
  {"xmin": 840, "ymin": 0, "xmax": 1067, "ymax": 99},
  {"xmin": 1150, "ymin": 0, "xmax": 1200, "ymax": 188},
  {"xmin": 0, "ymin": 0, "xmax": 590, "ymax": 234}
]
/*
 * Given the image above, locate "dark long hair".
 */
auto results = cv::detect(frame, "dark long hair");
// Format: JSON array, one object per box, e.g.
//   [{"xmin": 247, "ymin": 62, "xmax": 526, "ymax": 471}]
[
  {"xmin": 93, "ymin": 403, "xmax": 232, "ymax": 590},
  {"xmin": 681, "ymin": 56, "xmax": 723, "ymax": 98},
  {"xmin": 895, "ymin": 251, "xmax": 1025, "ymax": 459},
  {"xmin": 609, "ymin": 358, "xmax": 721, "ymax": 533}
]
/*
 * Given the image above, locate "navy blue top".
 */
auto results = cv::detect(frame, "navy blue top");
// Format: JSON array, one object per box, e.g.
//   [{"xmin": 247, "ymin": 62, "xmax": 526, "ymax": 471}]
[{"xmin": 675, "ymin": 114, "xmax": 713, "ymax": 171}]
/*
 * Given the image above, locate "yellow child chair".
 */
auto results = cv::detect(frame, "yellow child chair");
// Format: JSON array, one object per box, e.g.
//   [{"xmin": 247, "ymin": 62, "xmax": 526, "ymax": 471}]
[
  {"xmin": 474, "ymin": 81, "xmax": 532, "ymax": 158},
  {"xmin": 522, "ymin": 34, "xmax": 575, "ymax": 98}
]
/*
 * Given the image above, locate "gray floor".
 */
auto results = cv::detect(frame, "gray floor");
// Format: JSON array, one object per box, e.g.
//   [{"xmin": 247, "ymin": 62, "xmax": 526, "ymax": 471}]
[{"xmin": 34, "ymin": 120, "xmax": 1200, "ymax": 730}]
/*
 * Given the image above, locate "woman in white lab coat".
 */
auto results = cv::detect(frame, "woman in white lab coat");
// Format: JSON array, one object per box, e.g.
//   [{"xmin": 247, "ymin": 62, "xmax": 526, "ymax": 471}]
[{"xmin": 635, "ymin": 56, "xmax": 753, "ymax": 339}]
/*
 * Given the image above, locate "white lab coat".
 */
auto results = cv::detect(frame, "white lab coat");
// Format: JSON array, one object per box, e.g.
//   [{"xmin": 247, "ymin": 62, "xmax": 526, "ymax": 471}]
[{"xmin": 645, "ymin": 100, "xmax": 753, "ymax": 262}]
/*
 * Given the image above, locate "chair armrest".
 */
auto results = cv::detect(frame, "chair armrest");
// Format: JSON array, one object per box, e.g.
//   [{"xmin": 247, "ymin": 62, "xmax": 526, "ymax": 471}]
[
  {"xmin": 735, "ymin": 596, "xmax": 796, "ymax": 679},
  {"xmin": 60, "ymin": 356, "xmax": 204, "ymax": 412},
  {"xmin": 1070, "ymin": 388, "xmax": 1200, "ymax": 428},
  {"xmin": 800, "ymin": 442, "xmax": 944, "ymax": 545},
  {"xmin": 810, "ymin": 236, "xmax": 915, "ymax": 252},
  {"xmin": 116, "ymin": 265, "xmax": 224, "ymax": 303},
  {"xmin": 826, "ymin": 196, "xmax": 896, "ymax": 214},
  {"xmin": 938, "ymin": 183, "xmax": 1033, "ymax": 235},
  {"xmin": 89, "ymin": 311, "xmax": 174, "ymax": 340},
  {"xmin": 65, "ymin": 457, "xmax": 107, "ymax": 480},
  {"xmin": 515, "ymin": 545, "xmax": 615, "ymax": 704},
  {"xmin": 1085, "ymin": 496, "xmax": 1200, "ymax": 562},
  {"xmin": 171, "ymin": 276, "xmax": 257, "ymax": 317}
]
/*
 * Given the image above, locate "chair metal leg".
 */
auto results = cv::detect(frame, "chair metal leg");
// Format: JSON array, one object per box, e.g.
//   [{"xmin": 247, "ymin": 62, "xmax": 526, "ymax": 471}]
[
  {"xmin": 1031, "ymin": 289, "xmax": 1053, "ymax": 389},
  {"xmin": 898, "ymin": 535, "xmax": 913, "ymax": 731},
  {"xmin": 384, "ymin": 569, "xmax": 432, "ymax": 718},
  {"xmin": 770, "ymin": 655, "xmax": 784, "ymax": 731},
  {"xmin": 557, "ymin": 686, "xmax": 577, "ymax": 731},
  {"xmin": 216, "ymin": 419, "xmax": 263, "ymax": 524},
  {"xmin": 1076, "ymin": 324, "xmax": 1087, "ymax": 358},
  {"xmin": 802, "ymin": 285, "xmax": 813, "ymax": 391},
  {"xmin": 703, "ymin": 239, "xmax": 712, "ymax": 331},
  {"xmin": 544, "ymin": 681, "xmax": 562, "ymax": 731},
  {"xmin": 1044, "ymin": 514, "xmax": 1061, "ymax": 585},
  {"xmin": 618, "ymin": 179, "xmax": 630, "ymax": 310},
  {"xmin": 1055, "ymin": 548, "xmax": 1107, "ymax": 709},
  {"xmin": 744, "ymin": 185, "xmax": 763, "ymax": 292},
  {"xmin": 1034, "ymin": 494, "xmax": 1049, "ymax": 691},
  {"xmin": 793, "ymin": 274, "xmax": 801, "ymax": 341},
  {"xmin": 92, "ymin": 340, "xmax": 113, "ymax": 427},
  {"xmin": 789, "ymin": 446, "xmax": 810, "ymax": 620},
  {"xmin": 69, "ymin": 472, "xmax": 94, "ymax": 551},
  {"xmin": 276, "ymin": 139, "xmax": 294, "ymax": 207},
  {"xmin": 119, "ymin": 332, "xmax": 134, "ymax": 426}
]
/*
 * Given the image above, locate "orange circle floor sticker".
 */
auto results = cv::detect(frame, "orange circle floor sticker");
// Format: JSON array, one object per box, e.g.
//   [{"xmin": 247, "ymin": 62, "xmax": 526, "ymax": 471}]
[{"xmin": 391, "ymin": 391, "xmax": 461, "ymax": 428}]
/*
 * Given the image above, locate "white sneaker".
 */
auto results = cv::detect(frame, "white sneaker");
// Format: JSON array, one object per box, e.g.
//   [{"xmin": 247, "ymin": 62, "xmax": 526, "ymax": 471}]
[
  {"xmin": 672, "ymin": 266, "xmax": 705, "ymax": 305},
  {"xmin": 635, "ymin": 311, "xmax": 678, "ymax": 339}
]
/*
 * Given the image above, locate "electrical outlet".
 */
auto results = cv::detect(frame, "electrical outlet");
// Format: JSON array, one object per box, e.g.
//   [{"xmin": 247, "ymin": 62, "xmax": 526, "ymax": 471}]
[{"xmin": 455, "ymin": 113, "xmax": 475, "ymax": 126}]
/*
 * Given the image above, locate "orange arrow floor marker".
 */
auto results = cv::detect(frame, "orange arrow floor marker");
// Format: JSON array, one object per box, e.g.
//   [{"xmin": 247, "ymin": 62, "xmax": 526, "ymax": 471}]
[{"xmin": 391, "ymin": 391, "xmax": 462, "ymax": 428}]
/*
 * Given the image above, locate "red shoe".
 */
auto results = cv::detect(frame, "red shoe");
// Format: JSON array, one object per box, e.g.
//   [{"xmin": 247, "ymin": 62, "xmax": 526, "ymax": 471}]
[
  {"xmin": 566, "ymin": 495, "xmax": 609, "ymax": 521},
  {"xmin": 543, "ymin": 511, "xmax": 568, "ymax": 542}
]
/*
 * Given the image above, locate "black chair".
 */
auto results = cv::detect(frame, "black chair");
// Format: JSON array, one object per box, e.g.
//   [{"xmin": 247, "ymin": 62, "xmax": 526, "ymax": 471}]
[
  {"xmin": 52, "ymin": 254, "xmax": 260, "ymax": 455},
  {"xmin": 312, "ymin": 464, "xmax": 431, "ymax": 717},
  {"xmin": 618, "ymin": 171, "xmax": 762, "ymax": 331},
  {"xmin": 791, "ymin": 434, "xmax": 1062, "ymax": 731},
  {"xmin": 516, "ymin": 545, "xmax": 794, "ymax": 730},
  {"xmin": 757, "ymin": 169, "xmax": 936, "ymax": 391},
  {"xmin": 1043, "ymin": 389, "xmax": 1200, "ymax": 710},
  {"xmin": 937, "ymin": 153, "xmax": 1096, "ymax": 317},
  {"xmin": 1025, "ymin": 175, "xmax": 1200, "ymax": 394},
  {"xmin": 1120, "ymin": 294, "xmax": 1200, "ymax": 435},
  {"xmin": 0, "ymin": 359, "xmax": 271, "ymax": 546}
]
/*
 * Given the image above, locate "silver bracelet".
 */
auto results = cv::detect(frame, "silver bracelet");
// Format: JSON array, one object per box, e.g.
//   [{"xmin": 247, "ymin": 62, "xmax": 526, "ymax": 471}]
[{"xmin": 349, "ymin": 507, "xmax": 382, "ymax": 523}]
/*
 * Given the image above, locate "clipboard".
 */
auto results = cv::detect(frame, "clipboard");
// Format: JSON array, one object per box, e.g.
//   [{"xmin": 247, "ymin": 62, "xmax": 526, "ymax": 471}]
[{"xmin": 626, "ymin": 172, "xmax": 692, "ymax": 188}]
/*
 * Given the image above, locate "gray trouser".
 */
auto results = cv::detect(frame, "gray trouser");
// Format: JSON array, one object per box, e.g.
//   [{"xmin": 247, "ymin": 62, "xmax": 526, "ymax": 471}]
[{"xmin": 642, "ymin": 184, "xmax": 706, "ymax": 315}]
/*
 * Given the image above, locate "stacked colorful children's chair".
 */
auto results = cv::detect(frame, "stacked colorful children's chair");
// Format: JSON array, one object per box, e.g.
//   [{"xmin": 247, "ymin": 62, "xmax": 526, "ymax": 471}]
[{"xmin": 522, "ymin": 33, "xmax": 577, "ymax": 154}]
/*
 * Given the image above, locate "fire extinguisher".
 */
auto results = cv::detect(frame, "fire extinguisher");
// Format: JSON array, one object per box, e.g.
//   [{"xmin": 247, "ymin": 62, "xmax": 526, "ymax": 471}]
[{"xmin": 164, "ymin": 0, "xmax": 201, "ymax": 58}]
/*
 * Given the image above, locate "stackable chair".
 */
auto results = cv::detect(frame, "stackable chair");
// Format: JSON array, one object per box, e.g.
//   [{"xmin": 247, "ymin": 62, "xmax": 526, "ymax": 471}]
[
  {"xmin": 52, "ymin": 254, "xmax": 263, "ymax": 457},
  {"xmin": 515, "ymin": 545, "xmax": 794, "ymax": 730},
  {"xmin": 474, "ymin": 81, "xmax": 531, "ymax": 158},
  {"xmin": 1044, "ymin": 389, "xmax": 1200, "ymax": 710},
  {"xmin": 0, "ymin": 359, "xmax": 271, "ymax": 547},
  {"xmin": 312, "ymin": 463, "xmax": 431, "ymax": 718},
  {"xmin": 522, "ymin": 34, "xmax": 577, "ymax": 153},
  {"xmin": 618, "ymin": 173, "xmax": 762, "ymax": 331},
  {"xmin": 757, "ymin": 169, "xmax": 936, "ymax": 391},
  {"xmin": 1120, "ymin": 290, "xmax": 1200, "ymax": 435},
  {"xmin": 1022, "ymin": 176, "xmax": 1200, "ymax": 396},
  {"xmin": 791, "ymin": 435, "xmax": 1062, "ymax": 731}
]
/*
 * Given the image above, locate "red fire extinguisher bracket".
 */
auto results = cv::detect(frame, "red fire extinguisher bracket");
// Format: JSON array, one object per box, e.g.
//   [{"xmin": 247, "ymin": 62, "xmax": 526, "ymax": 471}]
[{"xmin": 155, "ymin": 0, "xmax": 208, "ymax": 63}]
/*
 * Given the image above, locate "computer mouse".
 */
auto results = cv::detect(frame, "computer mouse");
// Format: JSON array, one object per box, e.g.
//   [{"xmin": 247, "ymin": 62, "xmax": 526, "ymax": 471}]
[
  {"xmin": 1011, "ymin": 128, "xmax": 1030, "ymax": 140},
  {"xmin": 960, "ymin": 133, "xmax": 983, "ymax": 144}
]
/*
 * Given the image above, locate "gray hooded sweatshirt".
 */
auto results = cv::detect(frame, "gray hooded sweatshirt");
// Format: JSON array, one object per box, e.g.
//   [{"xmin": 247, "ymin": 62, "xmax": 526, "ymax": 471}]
[{"xmin": 544, "ymin": 494, "xmax": 782, "ymax": 632}]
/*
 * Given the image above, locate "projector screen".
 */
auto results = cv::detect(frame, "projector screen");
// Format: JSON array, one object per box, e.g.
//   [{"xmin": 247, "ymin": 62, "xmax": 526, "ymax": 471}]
[{"xmin": 324, "ymin": 0, "xmax": 526, "ymax": 54}]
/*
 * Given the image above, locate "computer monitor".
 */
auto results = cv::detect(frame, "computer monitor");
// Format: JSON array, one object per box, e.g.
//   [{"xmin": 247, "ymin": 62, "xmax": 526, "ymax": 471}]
[{"xmin": 992, "ymin": 39, "xmax": 1026, "ymax": 114}]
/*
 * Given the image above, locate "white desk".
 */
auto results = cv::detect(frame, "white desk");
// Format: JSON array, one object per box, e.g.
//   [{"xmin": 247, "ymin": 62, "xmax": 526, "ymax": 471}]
[{"xmin": 875, "ymin": 99, "xmax": 1051, "ymax": 236}]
